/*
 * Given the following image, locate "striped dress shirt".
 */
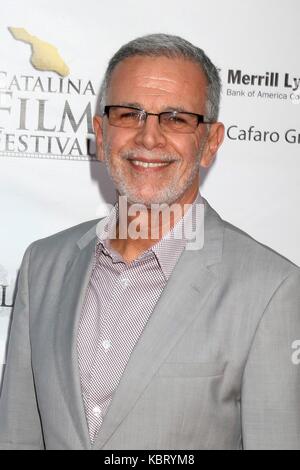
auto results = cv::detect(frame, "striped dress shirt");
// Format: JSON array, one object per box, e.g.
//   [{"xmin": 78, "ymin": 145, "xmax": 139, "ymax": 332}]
[{"xmin": 77, "ymin": 191, "xmax": 202, "ymax": 442}]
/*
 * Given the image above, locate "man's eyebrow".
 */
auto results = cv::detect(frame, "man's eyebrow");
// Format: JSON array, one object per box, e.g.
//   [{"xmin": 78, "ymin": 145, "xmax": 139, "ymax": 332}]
[
  {"xmin": 111, "ymin": 102, "xmax": 191, "ymax": 113},
  {"xmin": 162, "ymin": 106, "xmax": 189, "ymax": 113},
  {"xmin": 115, "ymin": 102, "xmax": 143, "ymax": 109}
]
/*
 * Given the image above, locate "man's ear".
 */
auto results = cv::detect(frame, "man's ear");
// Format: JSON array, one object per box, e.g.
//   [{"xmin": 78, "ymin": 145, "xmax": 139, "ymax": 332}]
[
  {"xmin": 93, "ymin": 115, "xmax": 105, "ymax": 162},
  {"xmin": 200, "ymin": 122, "xmax": 225, "ymax": 168}
]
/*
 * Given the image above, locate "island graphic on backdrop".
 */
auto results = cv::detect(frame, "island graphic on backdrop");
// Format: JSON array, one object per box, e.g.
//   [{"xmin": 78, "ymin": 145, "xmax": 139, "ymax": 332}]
[{"xmin": 8, "ymin": 27, "xmax": 70, "ymax": 77}]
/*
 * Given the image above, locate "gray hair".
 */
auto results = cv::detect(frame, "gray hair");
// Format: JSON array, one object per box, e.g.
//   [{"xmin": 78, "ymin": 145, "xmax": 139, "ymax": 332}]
[{"xmin": 97, "ymin": 33, "xmax": 221, "ymax": 121}]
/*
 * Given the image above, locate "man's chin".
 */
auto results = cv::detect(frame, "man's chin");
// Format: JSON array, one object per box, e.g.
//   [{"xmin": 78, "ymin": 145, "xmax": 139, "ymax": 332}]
[
  {"xmin": 117, "ymin": 190, "xmax": 180, "ymax": 208},
  {"xmin": 123, "ymin": 195, "xmax": 161, "ymax": 208}
]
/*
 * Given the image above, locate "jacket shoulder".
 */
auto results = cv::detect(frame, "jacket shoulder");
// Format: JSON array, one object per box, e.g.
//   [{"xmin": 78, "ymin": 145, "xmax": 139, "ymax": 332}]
[
  {"xmin": 28, "ymin": 218, "xmax": 102, "ymax": 258},
  {"xmin": 222, "ymin": 218, "xmax": 299, "ymax": 282}
]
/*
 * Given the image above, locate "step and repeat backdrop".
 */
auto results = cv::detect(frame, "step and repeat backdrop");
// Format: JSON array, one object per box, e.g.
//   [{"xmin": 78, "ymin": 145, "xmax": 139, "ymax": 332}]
[{"xmin": 0, "ymin": 0, "xmax": 299, "ymax": 386}]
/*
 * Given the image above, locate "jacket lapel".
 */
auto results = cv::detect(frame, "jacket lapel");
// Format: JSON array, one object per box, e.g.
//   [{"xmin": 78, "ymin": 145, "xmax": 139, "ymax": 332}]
[
  {"xmin": 93, "ymin": 198, "xmax": 224, "ymax": 449},
  {"xmin": 54, "ymin": 222, "xmax": 100, "ymax": 449}
]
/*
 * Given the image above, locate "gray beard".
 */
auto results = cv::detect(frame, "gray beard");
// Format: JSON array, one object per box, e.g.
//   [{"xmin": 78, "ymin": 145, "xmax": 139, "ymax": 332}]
[{"xmin": 103, "ymin": 141, "xmax": 204, "ymax": 207}]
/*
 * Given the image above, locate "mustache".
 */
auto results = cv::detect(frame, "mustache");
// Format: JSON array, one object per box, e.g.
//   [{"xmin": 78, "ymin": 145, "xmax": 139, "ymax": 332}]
[{"xmin": 120, "ymin": 149, "xmax": 180, "ymax": 163}]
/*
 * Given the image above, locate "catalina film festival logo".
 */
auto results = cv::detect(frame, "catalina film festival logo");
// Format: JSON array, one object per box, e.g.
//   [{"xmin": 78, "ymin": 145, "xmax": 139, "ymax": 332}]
[{"xmin": 0, "ymin": 27, "xmax": 97, "ymax": 161}]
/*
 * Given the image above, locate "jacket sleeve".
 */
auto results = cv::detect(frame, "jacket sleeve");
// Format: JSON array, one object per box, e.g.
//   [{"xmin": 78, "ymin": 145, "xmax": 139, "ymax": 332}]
[
  {"xmin": 241, "ymin": 268, "xmax": 300, "ymax": 449},
  {"xmin": 0, "ymin": 243, "xmax": 44, "ymax": 450}
]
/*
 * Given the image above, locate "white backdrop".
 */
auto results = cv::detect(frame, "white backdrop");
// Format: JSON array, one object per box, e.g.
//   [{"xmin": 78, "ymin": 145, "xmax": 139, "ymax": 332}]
[{"xmin": 1, "ymin": 0, "xmax": 299, "ymax": 386}]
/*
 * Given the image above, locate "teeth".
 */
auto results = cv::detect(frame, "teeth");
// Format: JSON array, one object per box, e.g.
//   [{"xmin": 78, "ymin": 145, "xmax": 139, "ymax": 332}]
[{"xmin": 130, "ymin": 160, "xmax": 170, "ymax": 168}]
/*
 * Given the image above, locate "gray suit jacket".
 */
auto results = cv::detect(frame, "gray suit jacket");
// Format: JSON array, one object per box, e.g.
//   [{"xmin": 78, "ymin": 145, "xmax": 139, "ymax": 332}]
[{"xmin": 0, "ymin": 198, "xmax": 299, "ymax": 450}]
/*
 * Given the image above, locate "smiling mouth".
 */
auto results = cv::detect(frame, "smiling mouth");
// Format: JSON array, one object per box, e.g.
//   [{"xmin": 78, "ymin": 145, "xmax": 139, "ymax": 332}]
[
  {"xmin": 127, "ymin": 156, "xmax": 177, "ymax": 171},
  {"xmin": 130, "ymin": 160, "xmax": 171, "ymax": 168}
]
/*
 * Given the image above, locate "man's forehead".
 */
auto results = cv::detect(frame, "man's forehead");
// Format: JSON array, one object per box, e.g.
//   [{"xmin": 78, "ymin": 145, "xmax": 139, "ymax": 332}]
[
  {"xmin": 109, "ymin": 55, "xmax": 206, "ymax": 85},
  {"xmin": 107, "ymin": 55, "xmax": 207, "ymax": 107}
]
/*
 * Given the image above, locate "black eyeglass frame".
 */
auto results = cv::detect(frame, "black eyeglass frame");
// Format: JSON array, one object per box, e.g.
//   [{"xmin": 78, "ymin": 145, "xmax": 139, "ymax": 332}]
[{"xmin": 103, "ymin": 105, "xmax": 214, "ymax": 130}]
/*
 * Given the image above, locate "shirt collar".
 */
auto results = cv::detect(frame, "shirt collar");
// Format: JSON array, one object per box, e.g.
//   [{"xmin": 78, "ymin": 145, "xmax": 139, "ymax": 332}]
[
  {"xmin": 96, "ymin": 191, "xmax": 203, "ymax": 280},
  {"xmin": 151, "ymin": 191, "xmax": 203, "ymax": 279}
]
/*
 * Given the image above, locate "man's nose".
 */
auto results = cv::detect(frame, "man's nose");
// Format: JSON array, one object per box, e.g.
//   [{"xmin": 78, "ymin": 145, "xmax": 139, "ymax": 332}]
[{"xmin": 134, "ymin": 115, "xmax": 167, "ymax": 149}]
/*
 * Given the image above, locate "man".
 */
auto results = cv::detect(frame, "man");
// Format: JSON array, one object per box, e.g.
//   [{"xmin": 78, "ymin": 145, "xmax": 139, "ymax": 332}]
[{"xmin": 0, "ymin": 33, "xmax": 299, "ymax": 450}]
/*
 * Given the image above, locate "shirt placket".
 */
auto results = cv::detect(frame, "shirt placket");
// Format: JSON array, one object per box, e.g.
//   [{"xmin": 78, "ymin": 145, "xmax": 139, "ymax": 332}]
[{"xmin": 86, "ymin": 258, "xmax": 133, "ymax": 441}]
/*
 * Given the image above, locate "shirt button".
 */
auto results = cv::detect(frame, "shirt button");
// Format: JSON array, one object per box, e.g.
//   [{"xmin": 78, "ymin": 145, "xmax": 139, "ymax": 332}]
[
  {"xmin": 121, "ymin": 277, "xmax": 130, "ymax": 288},
  {"xmin": 102, "ymin": 339, "xmax": 111, "ymax": 350},
  {"xmin": 92, "ymin": 406, "xmax": 102, "ymax": 418}
]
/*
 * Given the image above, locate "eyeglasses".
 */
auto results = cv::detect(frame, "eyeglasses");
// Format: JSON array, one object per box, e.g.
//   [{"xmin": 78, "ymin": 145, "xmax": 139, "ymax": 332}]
[{"xmin": 103, "ymin": 105, "xmax": 213, "ymax": 134}]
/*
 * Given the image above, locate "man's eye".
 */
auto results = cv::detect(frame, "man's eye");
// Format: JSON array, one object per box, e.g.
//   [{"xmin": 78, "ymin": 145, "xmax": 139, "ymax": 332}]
[
  {"xmin": 167, "ymin": 114, "xmax": 187, "ymax": 124},
  {"xmin": 120, "ymin": 111, "xmax": 141, "ymax": 120}
]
